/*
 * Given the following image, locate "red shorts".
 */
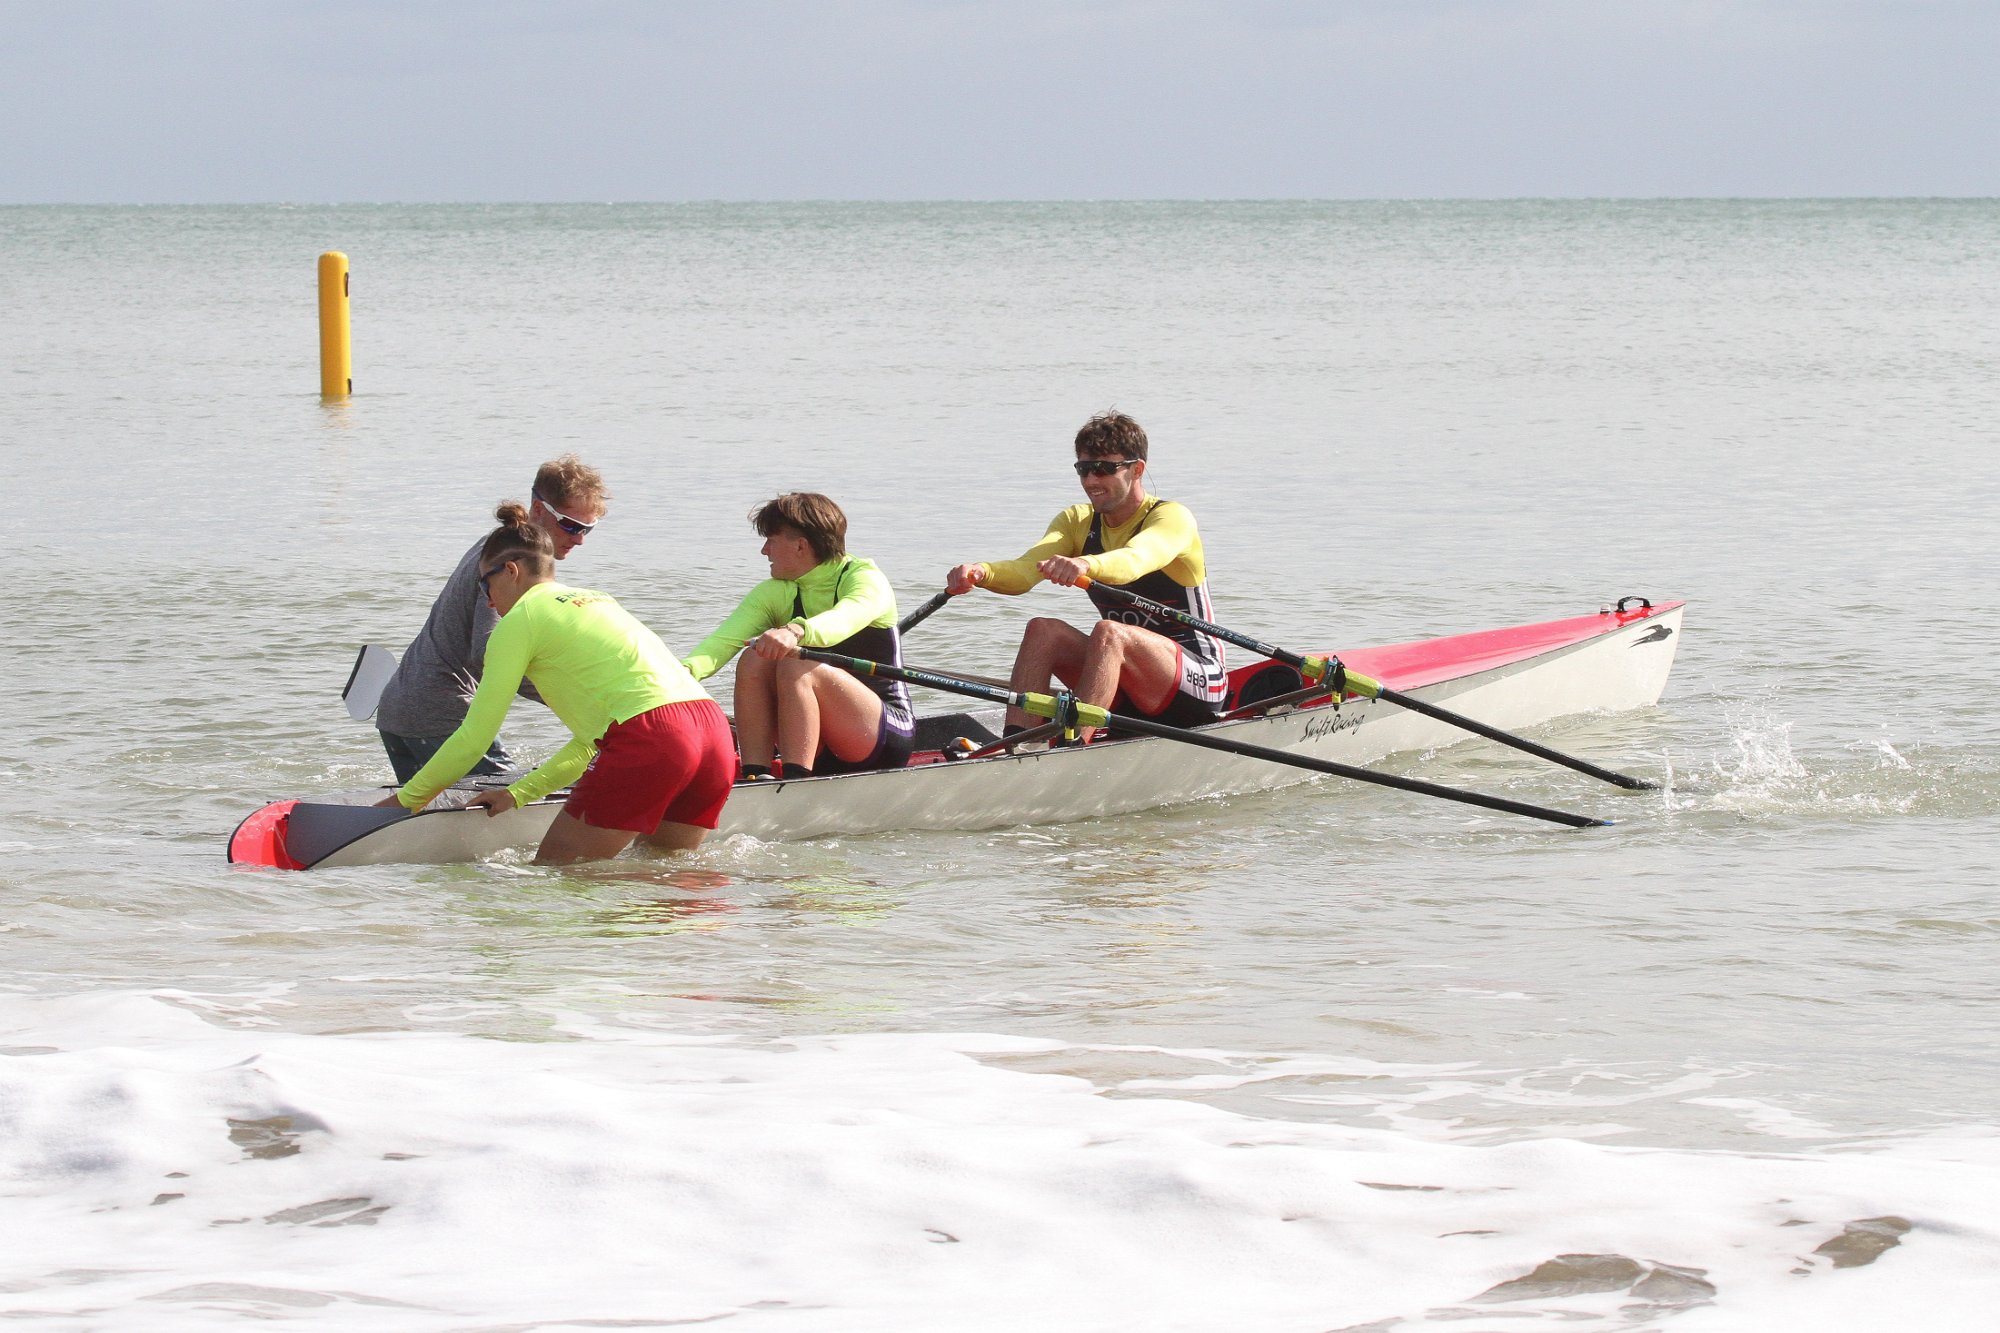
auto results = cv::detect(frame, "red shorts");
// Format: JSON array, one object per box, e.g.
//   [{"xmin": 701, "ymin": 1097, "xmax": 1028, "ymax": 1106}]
[
  {"xmin": 1113, "ymin": 645, "xmax": 1224, "ymax": 729},
  {"xmin": 564, "ymin": 699, "xmax": 736, "ymax": 835}
]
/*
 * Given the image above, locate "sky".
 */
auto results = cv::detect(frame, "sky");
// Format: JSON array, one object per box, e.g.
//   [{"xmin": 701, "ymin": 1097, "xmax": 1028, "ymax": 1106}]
[{"xmin": 3, "ymin": 0, "xmax": 1995, "ymax": 202}]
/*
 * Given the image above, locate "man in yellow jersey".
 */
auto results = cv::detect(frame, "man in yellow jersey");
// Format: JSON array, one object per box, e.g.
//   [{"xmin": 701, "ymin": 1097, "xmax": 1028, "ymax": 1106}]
[{"xmin": 945, "ymin": 411, "xmax": 1225, "ymax": 744}]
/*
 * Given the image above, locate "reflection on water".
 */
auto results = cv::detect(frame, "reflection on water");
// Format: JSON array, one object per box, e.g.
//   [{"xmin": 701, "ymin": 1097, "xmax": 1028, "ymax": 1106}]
[
  {"xmin": 593, "ymin": 894, "xmax": 740, "ymax": 934},
  {"xmin": 761, "ymin": 875, "xmax": 901, "ymax": 922}
]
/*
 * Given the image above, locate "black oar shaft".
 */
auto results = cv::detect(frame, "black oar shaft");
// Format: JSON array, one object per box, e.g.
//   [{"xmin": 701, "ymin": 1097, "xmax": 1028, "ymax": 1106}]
[
  {"xmin": 897, "ymin": 589, "xmax": 957, "ymax": 635},
  {"xmin": 964, "ymin": 720, "xmax": 1062, "ymax": 759},
  {"xmin": 1076, "ymin": 577, "xmax": 1656, "ymax": 792},
  {"xmin": 802, "ymin": 649, "xmax": 1020, "ymax": 710},
  {"xmin": 1094, "ymin": 709, "xmax": 1610, "ymax": 830},
  {"xmin": 802, "ymin": 649, "xmax": 1610, "ymax": 830},
  {"xmin": 1367, "ymin": 686, "xmax": 1657, "ymax": 791},
  {"xmin": 1078, "ymin": 576, "xmax": 1310, "ymax": 672}
]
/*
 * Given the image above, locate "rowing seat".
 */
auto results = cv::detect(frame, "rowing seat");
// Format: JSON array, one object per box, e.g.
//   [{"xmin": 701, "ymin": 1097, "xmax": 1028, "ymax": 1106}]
[{"xmin": 1227, "ymin": 662, "xmax": 1307, "ymax": 713}]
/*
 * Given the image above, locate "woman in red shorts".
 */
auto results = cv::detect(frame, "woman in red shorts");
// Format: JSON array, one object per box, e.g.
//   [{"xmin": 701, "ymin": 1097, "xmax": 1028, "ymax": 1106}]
[{"xmin": 385, "ymin": 502, "xmax": 735, "ymax": 865}]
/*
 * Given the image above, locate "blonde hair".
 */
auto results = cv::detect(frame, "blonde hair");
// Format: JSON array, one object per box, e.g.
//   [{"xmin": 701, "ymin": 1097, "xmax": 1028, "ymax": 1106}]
[{"xmin": 533, "ymin": 455, "xmax": 608, "ymax": 509}]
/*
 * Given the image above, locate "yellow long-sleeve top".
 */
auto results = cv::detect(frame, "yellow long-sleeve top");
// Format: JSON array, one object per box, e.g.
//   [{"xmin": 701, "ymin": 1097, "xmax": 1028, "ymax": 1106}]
[
  {"xmin": 681, "ymin": 555, "xmax": 899, "ymax": 679},
  {"xmin": 396, "ymin": 581, "xmax": 709, "ymax": 811},
  {"xmin": 973, "ymin": 498, "xmax": 1206, "ymax": 593}
]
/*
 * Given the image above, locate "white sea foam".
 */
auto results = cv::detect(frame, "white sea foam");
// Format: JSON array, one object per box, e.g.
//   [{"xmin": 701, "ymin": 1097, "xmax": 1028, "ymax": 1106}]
[{"xmin": 3, "ymin": 993, "xmax": 1996, "ymax": 1331}]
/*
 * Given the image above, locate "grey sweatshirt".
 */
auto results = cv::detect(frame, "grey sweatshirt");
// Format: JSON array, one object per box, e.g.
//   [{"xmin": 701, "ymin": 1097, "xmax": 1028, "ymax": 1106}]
[{"xmin": 376, "ymin": 538, "xmax": 539, "ymax": 738}]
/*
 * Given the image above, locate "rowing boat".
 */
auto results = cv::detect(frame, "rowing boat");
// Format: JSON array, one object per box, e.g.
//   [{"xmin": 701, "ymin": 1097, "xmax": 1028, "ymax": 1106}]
[{"xmin": 227, "ymin": 599, "xmax": 1683, "ymax": 870}]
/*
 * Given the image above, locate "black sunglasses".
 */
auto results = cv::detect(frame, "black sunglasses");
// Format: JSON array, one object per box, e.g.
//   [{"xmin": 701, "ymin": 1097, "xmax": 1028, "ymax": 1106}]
[
  {"xmin": 1073, "ymin": 458, "xmax": 1138, "ymax": 478},
  {"xmin": 533, "ymin": 490, "xmax": 597, "ymax": 537},
  {"xmin": 476, "ymin": 562, "xmax": 510, "ymax": 599}
]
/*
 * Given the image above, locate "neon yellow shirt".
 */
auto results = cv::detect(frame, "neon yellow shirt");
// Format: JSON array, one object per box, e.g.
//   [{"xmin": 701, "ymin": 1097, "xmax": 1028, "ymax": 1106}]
[
  {"xmin": 397, "ymin": 581, "xmax": 709, "ymax": 811},
  {"xmin": 681, "ymin": 555, "xmax": 898, "ymax": 680},
  {"xmin": 973, "ymin": 498, "xmax": 1206, "ymax": 593}
]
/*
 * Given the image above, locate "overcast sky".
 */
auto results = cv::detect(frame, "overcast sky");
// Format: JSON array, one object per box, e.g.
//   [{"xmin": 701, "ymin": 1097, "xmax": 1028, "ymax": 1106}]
[{"xmin": 4, "ymin": 0, "xmax": 1994, "ymax": 202}]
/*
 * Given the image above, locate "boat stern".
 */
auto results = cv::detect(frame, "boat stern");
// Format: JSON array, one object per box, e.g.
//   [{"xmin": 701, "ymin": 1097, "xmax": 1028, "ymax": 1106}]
[{"xmin": 226, "ymin": 800, "xmax": 304, "ymax": 870}]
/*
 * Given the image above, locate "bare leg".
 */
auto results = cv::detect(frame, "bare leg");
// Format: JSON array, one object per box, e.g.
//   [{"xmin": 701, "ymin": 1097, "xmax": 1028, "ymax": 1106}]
[
  {"xmin": 733, "ymin": 651, "xmax": 778, "ymax": 770},
  {"xmin": 772, "ymin": 659, "xmax": 887, "ymax": 768},
  {"xmin": 1073, "ymin": 621, "xmax": 1184, "ymax": 739},
  {"xmin": 638, "ymin": 820, "xmax": 708, "ymax": 853},
  {"xmin": 535, "ymin": 810, "xmax": 640, "ymax": 865},
  {"xmin": 1006, "ymin": 617, "xmax": 1091, "ymax": 731},
  {"xmin": 1007, "ymin": 619, "xmax": 1183, "ymax": 742}
]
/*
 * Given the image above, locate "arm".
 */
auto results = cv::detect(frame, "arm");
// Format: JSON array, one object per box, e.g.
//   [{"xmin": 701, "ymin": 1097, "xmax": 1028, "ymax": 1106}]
[
  {"xmin": 1082, "ymin": 501, "xmax": 1199, "ymax": 585},
  {"xmin": 462, "ymin": 571, "xmax": 545, "ymax": 708},
  {"xmin": 681, "ymin": 582, "xmax": 790, "ymax": 681},
  {"xmin": 397, "ymin": 613, "xmax": 533, "ymax": 810},
  {"xmin": 794, "ymin": 562, "xmax": 896, "ymax": 647},
  {"xmin": 967, "ymin": 510, "xmax": 1087, "ymax": 595},
  {"xmin": 459, "ymin": 724, "xmax": 597, "ymax": 814},
  {"xmin": 503, "ymin": 734, "xmax": 597, "ymax": 809}
]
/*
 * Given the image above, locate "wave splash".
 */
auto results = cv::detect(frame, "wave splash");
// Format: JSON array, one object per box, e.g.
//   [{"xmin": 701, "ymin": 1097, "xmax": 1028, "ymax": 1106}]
[
  {"xmin": 1660, "ymin": 706, "xmax": 2000, "ymax": 820},
  {"xmin": 3, "ymin": 993, "xmax": 1997, "ymax": 1330}
]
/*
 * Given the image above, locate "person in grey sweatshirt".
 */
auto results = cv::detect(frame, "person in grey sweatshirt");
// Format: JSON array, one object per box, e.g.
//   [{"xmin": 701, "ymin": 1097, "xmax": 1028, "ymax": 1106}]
[{"xmin": 375, "ymin": 455, "xmax": 609, "ymax": 784}]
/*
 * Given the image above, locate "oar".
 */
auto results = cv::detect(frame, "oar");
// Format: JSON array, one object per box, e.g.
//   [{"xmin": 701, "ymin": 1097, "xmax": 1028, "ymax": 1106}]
[
  {"xmin": 800, "ymin": 649, "xmax": 1611, "ymax": 830},
  {"xmin": 1218, "ymin": 679, "xmax": 1335, "ymax": 722},
  {"xmin": 342, "ymin": 644, "xmax": 398, "ymax": 722},
  {"xmin": 961, "ymin": 720, "xmax": 1063, "ymax": 759},
  {"xmin": 1073, "ymin": 577, "xmax": 1658, "ymax": 792},
  {"xmin": 903, "ymin": 661, "xmax": 1012, "ymax": 690},
  {"xmin": 897, "ymin": 588, "xmax": 963, "ymax": 635}
]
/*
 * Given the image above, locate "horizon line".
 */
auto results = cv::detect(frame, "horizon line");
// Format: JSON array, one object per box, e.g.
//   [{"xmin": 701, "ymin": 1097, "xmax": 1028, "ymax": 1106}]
[{"xmin": 6, "ymin": 195, "xmax": 1997, "ymax": 208}]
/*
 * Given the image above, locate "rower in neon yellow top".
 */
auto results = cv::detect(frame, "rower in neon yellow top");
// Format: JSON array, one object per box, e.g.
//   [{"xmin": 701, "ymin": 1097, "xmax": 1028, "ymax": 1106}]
[
  {"xmin": 397, "ymin": 580, "xmax": 710, "ymax": 812},
  {"xmin": 682, "ymin": 554, "xmax": 900, "ymax": 675},
  {"xmin": 683, "ymin": 494, "xmax": 915, "ymax": 780}
]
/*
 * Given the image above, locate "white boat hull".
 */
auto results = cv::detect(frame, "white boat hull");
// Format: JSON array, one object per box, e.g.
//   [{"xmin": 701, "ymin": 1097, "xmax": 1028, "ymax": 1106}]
[
  {"xmin": 232, "ymin": 602, "xmax": 1684, "ymax": 870},
  {"xmin": 712, "ymin": 602, "xmax": 1680, "ymax": 841}
]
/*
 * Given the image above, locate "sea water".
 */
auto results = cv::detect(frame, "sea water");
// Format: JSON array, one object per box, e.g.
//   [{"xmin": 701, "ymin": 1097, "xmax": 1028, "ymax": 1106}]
[{"xmin": 2, "ymin": 201, "xmax": 1997, "ymax": 1329}]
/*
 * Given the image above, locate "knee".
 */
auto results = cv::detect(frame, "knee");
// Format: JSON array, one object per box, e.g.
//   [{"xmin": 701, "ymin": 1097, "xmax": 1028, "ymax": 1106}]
[
  {"xmin": 1023, "ymin": 617, "xmax": 1069, "ymax": 647},
  {"xmin": 1087, "ymin": 619, "xmax": 1133, "ymax": 654},
  {"xmin": 733, "ymin": 658, "xmax": 772, "ymax": 699}
]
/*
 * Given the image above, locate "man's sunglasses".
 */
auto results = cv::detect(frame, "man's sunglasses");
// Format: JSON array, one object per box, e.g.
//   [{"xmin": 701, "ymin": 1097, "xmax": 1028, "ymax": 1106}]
[
  {"xmin": 534, "ymin": 491, "xmax": 598, "ymax": 537},
  {"xmin": 1073, "ymin": 458, "xmax": 1138, "ymax": 478}
]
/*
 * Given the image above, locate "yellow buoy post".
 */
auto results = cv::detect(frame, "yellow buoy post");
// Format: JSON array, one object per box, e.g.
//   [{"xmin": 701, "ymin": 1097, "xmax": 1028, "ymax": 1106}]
[{"xmin": 317, "ymin": 251, "xmax": 351, "ymax": 398}]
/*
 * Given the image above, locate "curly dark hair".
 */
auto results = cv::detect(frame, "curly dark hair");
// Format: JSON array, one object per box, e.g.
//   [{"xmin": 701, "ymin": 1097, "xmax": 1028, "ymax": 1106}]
[{"xmin": 1074, "ymin": 411, "xmax": 1148, "ymax": 461}]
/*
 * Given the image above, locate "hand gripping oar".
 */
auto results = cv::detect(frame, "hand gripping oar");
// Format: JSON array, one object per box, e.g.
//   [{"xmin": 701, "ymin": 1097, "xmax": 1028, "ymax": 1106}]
[
  {"xmin": 1073, "ymin": 577, "xmax": 1658, "ymax": 792},
  {"xmin": 897, "ymin": 588, "xmax": 963, "ymax": 635},
  {"xmin": 799, "ymin": 649, "xmax": 1611, "ymax": 829}
]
